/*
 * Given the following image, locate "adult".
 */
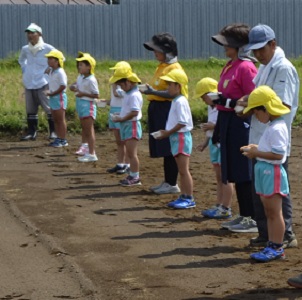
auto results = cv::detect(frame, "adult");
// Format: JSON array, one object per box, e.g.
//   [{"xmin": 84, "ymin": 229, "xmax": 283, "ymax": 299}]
[
  {"xmin": 210, "ymin": 23, "xmax": 258, "ymax": 232},
  {"xmin": 18, "ymin": 23, "xmax": 56, "ymax": 141},
  {"xmin": 142, "ymin": 32, "xmax": 183, "ymax": 194},
  {"xmin": 243, "ymin": 24, "xmax": 299, "ymax": 248}
]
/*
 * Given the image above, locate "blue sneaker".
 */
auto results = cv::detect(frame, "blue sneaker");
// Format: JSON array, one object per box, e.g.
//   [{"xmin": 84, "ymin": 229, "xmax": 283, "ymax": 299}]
[
  {"xmin": 49, "ymin": 138, "xmax": 68, "ymax": 148},
  {"xmin": 250, "ymin": 247, "xmax": 285, "ymax": 262},
  {"xmin": 202, "ymin": 205, "xmax": 220, "ymax": 217},
  {"xmin": 172, "ymin": 198, "xmax": 196, "ymax": 209},
  {"xmin": 167, "ymin": 197, "xmax": 183, "ymax": 208},
  {"xmin": 207, "ymin": 206, "xmax": 232, "ymax": 219}
]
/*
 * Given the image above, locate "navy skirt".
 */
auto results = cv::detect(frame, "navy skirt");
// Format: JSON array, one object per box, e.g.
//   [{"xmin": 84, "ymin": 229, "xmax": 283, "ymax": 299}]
[
  {"xmin": 148, "ymin": 100, "xmax": 173, "ymax": 158},
  {"xmin": 214, "ymin": 110, "xmax": 252, "ymax": 184}
]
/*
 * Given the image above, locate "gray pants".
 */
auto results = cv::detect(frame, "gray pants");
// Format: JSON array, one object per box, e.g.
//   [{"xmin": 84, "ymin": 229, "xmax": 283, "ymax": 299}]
[
  {"xmin": 252, "ymin": 158, "xmax": 294, "ymax": 240},
  {"xmin": 25, "ymin": 85, "xmax": 50, "ymax": 115}
]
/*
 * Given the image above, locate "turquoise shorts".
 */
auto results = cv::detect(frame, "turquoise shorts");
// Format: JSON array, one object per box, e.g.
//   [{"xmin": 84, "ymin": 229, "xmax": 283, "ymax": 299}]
[
  {"xmin": 120, "ymin": 120, "xmax": 142, "ymax": 141},
  {"xmin": 108, "ymin": 107, "xmax": 122, "ymax": 130},
  {"xmin": 254, "ymin": 161, "xmax": 289, "ymax": 197},
  {"xmin": 209, "ymin": 139, "xmax": 221, "ymax": 165},
  {"xmin": 49, "ymin": 93, "xmax": 67, "ymax": 110},
  {"xmin": 170, "ymin": 131, "xmax": 192, "ymax": 157},
  {"xmin": 76, "ymin": 98, "xmax": 97, "ymax": 120}
]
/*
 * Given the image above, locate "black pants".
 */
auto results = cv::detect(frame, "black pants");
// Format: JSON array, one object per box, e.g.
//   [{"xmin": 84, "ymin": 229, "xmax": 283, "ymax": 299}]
[
  {"xmin": 235, "ymin": 181, "xmax": 254, "ymax": 218},
  {"xmin": 164, "ymin": 155, "xmax": 178, "ymax": 186}
]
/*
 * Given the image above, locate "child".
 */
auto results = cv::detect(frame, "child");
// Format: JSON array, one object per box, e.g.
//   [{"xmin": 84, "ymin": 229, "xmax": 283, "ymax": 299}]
[
  {"xmin": 156, "ymin": 69, "xmax": 195, "ymax": 209},
  {"xmin": 109, "ymin": 64, "xmax": 143, "ymax": 186},
  {"xmin": 194, "ymin": 78, "xmax": 233, "ymax": 218},
  {"xmin": 45, "ymin": 50, "xmax": 68, "ymax": 147},
  {"xmin": 70, "ymin": 51, "xmax": 89, "ymax": 156},
  {"xmin": 241, "ymin": 85, "xmax": 290, "ymax": 262},
  {"xmin": 106, "ymin": 61, "xmax": 131, "ymax": 175},
  {"xmin": 74, "ymin": 53, "xmax": 99, "ymax": 162}
]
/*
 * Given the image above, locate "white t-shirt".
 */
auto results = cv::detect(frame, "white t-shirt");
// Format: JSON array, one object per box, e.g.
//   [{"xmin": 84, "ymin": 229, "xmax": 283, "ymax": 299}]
[
  {"xmin": 49, "ymin": 68, "xmax": 67, "ymax": 93},
  {"xmin": 166, "ymin": 95, "xmax": 193, "ymax": 132},
  {"xmin": 257, "ymin": 118, "xmax": 288, "ymax": 165},
  {"xmin": 206, "ymin": 106, "xmax": 218, "ymax": 138},
  {"xmin": 76, "ymin": 74, "xmax": 99, "ymax": 100},
  {"xmin": 120, "ymin": 87, "xmax": 143, "ymax": 121}
]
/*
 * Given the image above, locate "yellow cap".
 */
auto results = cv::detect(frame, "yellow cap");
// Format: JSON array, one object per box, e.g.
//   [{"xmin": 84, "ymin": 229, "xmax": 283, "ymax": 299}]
[
  {"xmin": 109, "ymin": 66, "xmax": 141, "ymax": 84},
  {"xmin": 160, "ymin": 69, "xmax": 188, "ymax": 99},
  {"xmin": 76, "ymin": 53, "xmax": 96, "ymax": 75},
  {"xmin": 109, "ymin": 61, "xmax": 132, "ymax": 71},
  {"xmin": 45, "ymin": 49, "xmax": 65, "ymax": 68},
  {"xmin": 244, "ymin": 85, "xmax": 290, "ymax": 116},
  {"xmin": 193, "ymin": 77, "xmax": 218, "ymax": 99}
]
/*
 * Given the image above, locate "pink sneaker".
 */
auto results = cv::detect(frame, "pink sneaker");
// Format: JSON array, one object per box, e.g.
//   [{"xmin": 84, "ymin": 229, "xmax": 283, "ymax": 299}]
[{"xmin": 75, "ymin": 145, "xmax": 89, "ymax": 156}]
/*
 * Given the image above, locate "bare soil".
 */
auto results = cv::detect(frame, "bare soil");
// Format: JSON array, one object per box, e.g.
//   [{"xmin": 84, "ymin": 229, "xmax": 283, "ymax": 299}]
[{"xmin": 0, "ymin": 127, "xmax": 302, "ymax": 300}]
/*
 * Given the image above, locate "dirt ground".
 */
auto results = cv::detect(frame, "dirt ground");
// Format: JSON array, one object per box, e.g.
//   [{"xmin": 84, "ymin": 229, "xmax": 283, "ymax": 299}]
[{"xmin": 0, "ymin": 127, "xmax": 302, "ymax": 300}]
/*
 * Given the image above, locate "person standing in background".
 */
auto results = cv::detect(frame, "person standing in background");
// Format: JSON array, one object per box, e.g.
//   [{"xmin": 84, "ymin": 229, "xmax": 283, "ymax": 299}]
[
  {"xmin": 210, "ymin": 23, "xmax": 258, "ymax": 232},
  {"xmin": 18, "ymin": 23, "xmax": 56, "ymax": 141},
  {"xmin": 142, "ymin": 32, "xmax": 183, "ymax": 195},
  {"xmin": 242, "ymin": 24, "xmax": 299, "ymax": 249}
]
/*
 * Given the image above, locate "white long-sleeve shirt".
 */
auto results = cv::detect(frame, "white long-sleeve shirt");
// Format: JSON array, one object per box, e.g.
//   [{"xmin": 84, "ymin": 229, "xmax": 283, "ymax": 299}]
[{"xmin": 18, "ymin": 43, "xmax": 54, "ymax": 89}]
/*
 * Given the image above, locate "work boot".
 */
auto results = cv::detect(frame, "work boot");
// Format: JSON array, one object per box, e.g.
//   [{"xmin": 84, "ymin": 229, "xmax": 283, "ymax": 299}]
[
  {"xmin": 47, "ymin": 114, "xmax": 57, "ymax": 140},
  {"xmin": 20, "ymin": 114, "xmax": 38, "ymax": 141}
]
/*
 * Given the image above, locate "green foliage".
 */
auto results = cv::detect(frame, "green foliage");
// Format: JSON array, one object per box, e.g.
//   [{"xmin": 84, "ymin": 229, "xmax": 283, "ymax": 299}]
[{"xmin": 0, "ymin": 55, "xmax": 301, "ymax": 135}]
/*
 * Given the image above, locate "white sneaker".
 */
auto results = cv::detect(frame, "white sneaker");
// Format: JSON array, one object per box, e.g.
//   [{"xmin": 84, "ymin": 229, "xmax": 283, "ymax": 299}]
[
  {"xmin": 149, "ymin": 181, "xmax": 165, "ymax": 192},
  {"xmin": 78, "ymin": 154, "xmax": 98, "ymax": 162},
  {"xmin": 154, "ymin": 182, "xmax": 180, "ymax": 194},
  {"xmin": 221, "ymin": 215, "xmax": 243, "ymax": 229},
  {"xmin": 228, "ymin": 216, "xmax": 258, "ymax": 233}
]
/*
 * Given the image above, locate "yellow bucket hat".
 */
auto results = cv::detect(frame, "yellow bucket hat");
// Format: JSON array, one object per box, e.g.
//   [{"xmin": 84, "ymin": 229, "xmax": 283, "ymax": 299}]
[
  {"xmin": 45, "ymin": 49, "xmax": 65, "ymax": 68},
  {"xmin": 109, "ymin": 61, "xmax": 132, "ymax": 71},
  {"xmin": 243, "ymin": 85, "xmax": 290, "ymax": 116},
  {"xmin": 109, "ymin": 66, "xmax": 141, "ymax": 84},
  {"xmin": 76, "ymin": 53, "xmax": 96, "ymax": 75},
  {"xmin": 160, "ymin": 69, "xmax": 189, "ymax": 99},
  {"xmin": 193, "ymin": 77, "xmax": 218, "ymax": 99}
]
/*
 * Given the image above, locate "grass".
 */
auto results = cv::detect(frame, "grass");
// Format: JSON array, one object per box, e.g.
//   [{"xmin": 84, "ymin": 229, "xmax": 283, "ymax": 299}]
[{"xmin": 0, "ymin": 54, "xmax": 301, "ymax": 135}]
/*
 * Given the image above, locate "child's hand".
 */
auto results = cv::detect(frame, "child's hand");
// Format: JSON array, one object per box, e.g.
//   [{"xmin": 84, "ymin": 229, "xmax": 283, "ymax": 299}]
[
  {"xmin": 142, "ymin": 84, "xmax": 155, "ymax": 95},
  {"xmin": 201, "ymin": 122, "xmax": 215, "ymax": 132},
  {"xmin": 156, "ymin": 130, "xmax": 169, "ymax": 139},
  {"xmin": 69, "ymin": 84, "xmax": 78, "ymax": 92},
  {"xmin": 241, "ymin": 144, "xmax": 258, "ymax": 158},
  {"xmin": 196, "ymin": 143, "xmax": 207, "ymax": 152}
]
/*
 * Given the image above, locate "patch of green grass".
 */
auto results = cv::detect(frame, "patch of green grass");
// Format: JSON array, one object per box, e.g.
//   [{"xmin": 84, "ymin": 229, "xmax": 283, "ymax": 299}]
[{"xmin": 0, "ymin": 55, "xmax": 301, "ymax": 135}]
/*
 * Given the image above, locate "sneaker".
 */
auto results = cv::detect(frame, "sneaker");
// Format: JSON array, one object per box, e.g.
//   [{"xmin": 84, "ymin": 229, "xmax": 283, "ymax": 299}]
[
  {"xmin": 206, "ymin": 206, "xmax": 232, "ymax": 219},
  {"xmin": 107, "ymin": 165, "xmax": 127, "ymax": 174},
  {"xmin": 78, "ymin": 154, "xmax": 98, "ymax": 162},
  {"xmin": 167, "ymin": 196, "xmax": 185, "ymax": 208},
  {"xmin": 228, "ymin": 216, "xmax": 258, "ymax": 233},
  {"xmin": 202, "ymin": 205, "xmax": 220, "ymax": 217},
  {"xmin": 75, "ymin": 145, "xmax": 89, "ymax": 156},
  {"xmin": 283, "ymin": 234, "xmax": 298, "ymax": 249},
  {"xmin": 250, "ymin": 246, "xmax": 285, "ymax": 262},
  {"xmin": 250, "ymin": 236, "xmax": 268, "ymax": 247},
  {"xmin": 149, "ymin": 181, "xmax": 165, "ymax": 192},
  {"xmin": 49, "ymin": 138, "xmax": 69, "ymax": 148},
  {"xmin": 172, "ymin": 198, "xmax": 196, "ymax": 209},
  {"xmin": 117, "ymin": 166, "xmax": 130, "ymax": 175},
  {"xmin": 287, "ymin": 274, "xmax": 302, "ymax": 288},
  {"xmin": 120, "ymin": 175, "xmax": 141, "ymax": 186},
  {"xmin": 221, "ymin": 215, "xmax": 244, "ymax": 229},
  {"xmin": 154, "ymin": 182, "xmax": 180, "ymax": 194}
]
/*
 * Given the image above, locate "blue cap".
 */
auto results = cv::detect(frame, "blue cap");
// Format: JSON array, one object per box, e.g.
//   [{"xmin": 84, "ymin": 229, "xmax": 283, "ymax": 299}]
[{"xmin": 245, "ymin": 24, "xmax": 275, "ymax": 51}]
